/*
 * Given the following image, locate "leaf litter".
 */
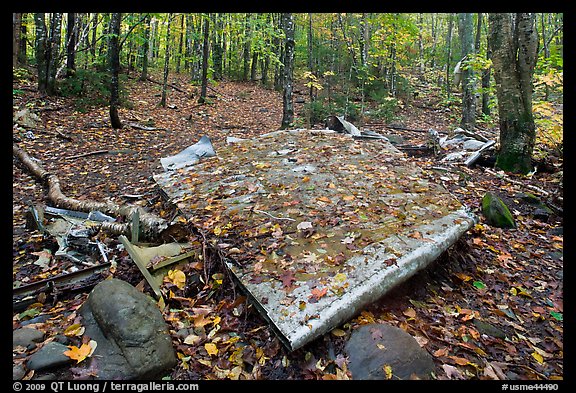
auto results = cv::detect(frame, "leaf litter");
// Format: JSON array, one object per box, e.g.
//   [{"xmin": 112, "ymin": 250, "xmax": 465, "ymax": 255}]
[{"xmin": 12, "ymin": 71, "xmax": 563, "ymax": 380}]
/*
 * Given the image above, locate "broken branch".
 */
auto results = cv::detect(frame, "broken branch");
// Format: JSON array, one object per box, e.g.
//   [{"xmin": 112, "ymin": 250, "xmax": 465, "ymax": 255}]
[{"xmin": 13, "ymin": 143, "xmax": 168, "ymax": 239}]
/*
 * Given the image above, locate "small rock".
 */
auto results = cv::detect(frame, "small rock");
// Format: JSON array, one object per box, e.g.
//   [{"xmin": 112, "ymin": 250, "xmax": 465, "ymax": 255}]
[
  {"xmin": 27, "ymin": 342, "xmax": 72, "ymax": 371},
  {"xmin": 472, "ymin": 319, "xmax": 507, "ymax": 339},
  {"xmin": 13, "ymin": 327, "xmax": 45, "ymax": 350},
  {"xmin": 345, "ymin": 323, "xmax": 436, "ymax": 380},
  {"xmin": 13, "ymin": 363, "xmax": 26, "ymax": 380},
  {"xmin": 482, "ymin": 192, "xmax": 516, "ymax": 229}
]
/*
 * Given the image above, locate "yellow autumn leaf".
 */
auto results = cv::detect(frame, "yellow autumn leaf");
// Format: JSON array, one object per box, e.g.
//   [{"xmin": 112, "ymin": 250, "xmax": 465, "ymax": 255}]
[
  {"xmin": 403, "ymin": 307, "xmax": 417, "ymax": 318},
  {"xmin": 331, "ymin": 328, "xmax": 346, "ymax": 337},
  {"xmin": 531, "ymin": 351, "xmax": 544, "ymax": 364},
  {"xmin": 64, "ymin": 323, "xmax": 85, "ymax": 337},
  {"xmin": 383, "ymin": 364, "xmax": 393, "ymax": 379},
  {"xmin": 205, "ymin": 342, "xmax": 218, "ymax": 356},
  {"xmin": 342, "ymin": 195, "xmax": 356, "ymax": 201},
  {"xmin": 167, "ymin": 269, "xmax": 186, "ymax": 290},
  {"xmin": 64, "ymin": 343, "xmax": 92, "ymax": 364}
]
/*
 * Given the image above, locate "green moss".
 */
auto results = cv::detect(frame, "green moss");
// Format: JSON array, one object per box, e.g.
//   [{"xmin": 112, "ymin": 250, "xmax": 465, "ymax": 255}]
[{"xmin": 482, "ymin": 192, "xmax": 516, "ymax": 229}]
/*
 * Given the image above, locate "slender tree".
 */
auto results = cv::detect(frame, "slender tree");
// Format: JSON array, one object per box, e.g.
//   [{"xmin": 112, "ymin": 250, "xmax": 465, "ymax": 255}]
[
  {"xmin": 139, "ymin": 14, "xmax": 151, "ymax": 81},
  {"xmin": 160, "ymin": 13, "xmax": 173, "ymax": 107},
  {"xmin": 65, "ymin": 13, "xmax": 77, "ymax": 77},
  {"xmin": 280, "ymin": 13, "xmax": 295, "ymax": 129},
  {"xmin": 109, "ymin": 12, "xmax": 122, "ymax": 129},
  {"xmin": 458, "ymin": 13, "xmax": 476, "ymax": 130},
  {"xmin": 488, "ymin": 13, "xmax": 538, "ymax": 174},
  {"xmin": 445, "ymin": 13, "xmax": 454, "ymax": 95},
  {"xmin": 13, "ymin": 13, "xmax": 22, "ymax": 68},
  {"xmin": 34, "ymin": 13, "xmax": 49, "ymax": 94},
  {"xmin": 199, "ymin": 14, "xmax": 210, "ymax": 104}
]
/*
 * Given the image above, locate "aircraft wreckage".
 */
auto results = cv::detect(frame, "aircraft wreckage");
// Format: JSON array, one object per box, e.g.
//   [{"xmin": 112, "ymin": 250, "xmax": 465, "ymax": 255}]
[{"xmin": 153, "ymin": 128, "xmax": 476, "ymax": 351}]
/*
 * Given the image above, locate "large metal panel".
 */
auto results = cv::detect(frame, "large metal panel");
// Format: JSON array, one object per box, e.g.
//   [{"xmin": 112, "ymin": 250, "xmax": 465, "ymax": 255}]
[{"xmin": 154, "ymin": 130, "xmax": 476, "ymax": 351}]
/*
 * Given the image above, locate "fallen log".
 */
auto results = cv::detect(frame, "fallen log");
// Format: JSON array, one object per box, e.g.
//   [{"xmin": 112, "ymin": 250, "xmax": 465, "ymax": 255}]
[{"xmin": 13, "ymin": 143, "xmax": 168, "ymax": 239}]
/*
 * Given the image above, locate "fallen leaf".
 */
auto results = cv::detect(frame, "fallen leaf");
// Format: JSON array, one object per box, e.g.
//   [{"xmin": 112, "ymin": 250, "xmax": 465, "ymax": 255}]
[
  {"xmin": 403, "ymin": 307, "xmax": 416, "ymax": 318},
  {"xmin": 297, "ymin": 221, "xmax": 313, "ymax": 231},
  {"xmin": 64, "ymin": 343, "xmax": 93, "ymax": 364},
  {"xmin": 383, "ymin": 364, "xmax": 393, "ymax": 379},
  {"xmin": 433, "ymin": 347, "xmax": 449, "ymax": 357},
  {"xmin": 64, "ymin": 323, "xmax": 85, "ymax": 337},
  {"xmin": 531, "ymin": 351, "xmax": 544, "ymax": 364},
  {"xmin": 308, "ymin": 287, "xmax": 328, "ymax": 303},
  {"xmin": 331, "ymin": 328, "xmax": 346, "ymax": 337},
  {"xmin": 166, "ymin": 269, "xmax": 186, "ymax": 290},
  {"xmin": 205, "ymin": 343, "xmax": 218, "ymax": 356},
  {"xmin": 442, "ymin": 364, "xmax": 464, "ymax": 379}
]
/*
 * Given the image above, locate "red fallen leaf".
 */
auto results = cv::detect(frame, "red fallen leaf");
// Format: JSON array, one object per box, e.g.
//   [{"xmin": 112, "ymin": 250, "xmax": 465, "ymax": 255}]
[
  {"xmin": 308, "ymin": 287, "xmax": 328, "ymax": 303},
  {"xmin": 280, "ymin": 270, "xmax": 297, "ymax": 290}
]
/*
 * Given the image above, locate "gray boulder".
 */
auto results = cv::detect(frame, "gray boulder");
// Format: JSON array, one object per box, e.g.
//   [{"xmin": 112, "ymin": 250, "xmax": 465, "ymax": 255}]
[
  {"xmin": 345, "ymin": 323, "xmax": 436, "ymax": 380},
  {"xmin": 13, "ymin": 327, "xmax": 45, "ymax": 350},
  {"xmin": 79, "ymin": 278, "xmax": 177, "ymax": 379}
]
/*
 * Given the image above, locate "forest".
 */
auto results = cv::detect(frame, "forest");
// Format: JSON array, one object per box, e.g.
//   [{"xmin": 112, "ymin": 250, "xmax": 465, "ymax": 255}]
[{"xmin": 12, "ymin": 13, "xmax": 563, "ymax": 382}]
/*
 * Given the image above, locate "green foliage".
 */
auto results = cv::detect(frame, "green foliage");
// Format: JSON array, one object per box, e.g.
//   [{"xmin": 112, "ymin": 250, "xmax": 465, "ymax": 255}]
[
  {"xmin": 532, "ymin": 101, "xmax": 563, "ymax": 159},
  {"xmin": 370, "ymin": 97, "xmax": 400, "ymax": 123},
  {"xmin": 13, "ymin": 67, "xmax": 31, "ymax": 82},
  {"xmin": 304, "ymin": 100, "xmax": 331, "ymax": 126},
  {"xmin": 58, "ymin": 69, "xmax": 129, "ymax": 112}
]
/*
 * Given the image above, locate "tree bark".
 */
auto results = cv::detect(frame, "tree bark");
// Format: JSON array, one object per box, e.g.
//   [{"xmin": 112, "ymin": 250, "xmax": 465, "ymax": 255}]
[
  {"xmin": 139, "ymin": 14, "xmax": 151, "ymax": 81},
  {"xmin": 109, "ymin": 12, "xmax": 122, "ymax": 129},
  {"xmin": 65, "ymin": 13, "xmax": 77, "ymax": 77},
  {"xmin": 459, "ymin": 13, "xmax": 476, "ymax": 131},
  {"xmin": 46, "ymin": 13, "xmax": 62, "ymax": 95},
  {"xmin": 13, "ymin": 13, "xmax": 22, "ymax": 68},
  {"xmin": 199, "ymin": 15, "xmax": 210, "ymax": 104},
  {"xmin": 34, "ymin": 13, "xmax": 49, "ymax": 94},
  {"xmin": 445, "ymin": 13, "xmax": 453, "ymax": 95},
  {"xmin": 280, "ymin": 13, "xmax": 295, "ymax": 129},
  {"xmin": 161, "ymin": 13, "xmax": 173, "ymax": 107},
  {"xmin": 488, "ymin": 13, "xmax": 538, "ymax": 174},
  {"xmin": 212, "ymin": 13, "xmax": 224, "ymax": 81}
]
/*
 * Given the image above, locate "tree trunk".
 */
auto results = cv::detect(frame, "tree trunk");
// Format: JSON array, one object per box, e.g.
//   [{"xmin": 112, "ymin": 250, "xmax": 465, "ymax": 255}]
[
  {"xmin": 19, "ymin": 13, "xmax": 28, "ymax": 65},
  {"xmin": 458, "ymin": 13, "xmax": 476, "ymax": 131},
  {"xmin": 109, "ymin": 12, "xmax": 122, "ymax": 129},
  {"xmin": 212, "ymin": 13, "xmax": 224, "ymax": 81},
  {"xmin": 13, "ymin": 13, "xmax": 22, "ymax": 68},
  {"xmin": 46, "ymin": 13, "xmax": 62, "ymax": 95},
  {"xmin": 488, "ymin": 13, "xmax": 538, "ymax": 174},
  {"xmin": 66, "ymin": 13, "xmax": 77, "ymax": 77},
  {"xmin": 34, "ymin": 13, "xmax": 49, "ymax": 94},
  {"xmin": 280, "ymin": 13, "xmax": 295, "ymax": 129},
  {"xmin": 199, "ymin": 15, "xmax": 210, "ymax": 104},
  {"xmin": 444, "ymin": 13, "xmax": 454, "ymax": 95},
  {"xmin": 175, "ymin": 14, "xmax": 184, "ymax": 74},
  {"xmin": 160, "ymin": 13, "xmax": 172, "ymax": 108},
  {"xmin": 90, "ymin": 13, "xmax": 98, "ymax": 60},
  {"xmin": 139, "ymin": 14, "xmax": 151, "ymax": 81},
  {"xmin": 242, "ymin": 13, "xmax": 251, "ymax": 82}
]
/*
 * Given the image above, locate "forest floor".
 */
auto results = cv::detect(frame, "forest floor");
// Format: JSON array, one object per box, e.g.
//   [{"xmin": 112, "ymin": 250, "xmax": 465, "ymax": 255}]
[{"xmin": 12, "ymin": 69, "xmax": 564, "ymax": 381}]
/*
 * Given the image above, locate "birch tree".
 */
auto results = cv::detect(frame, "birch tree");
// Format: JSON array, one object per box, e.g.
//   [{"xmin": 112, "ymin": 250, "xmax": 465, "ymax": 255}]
[
  {"xmin": 488, "ymin": 13, "xmax": 538, "ymax": 174},
  {"xmin": 280, "ymin": 13, "xmax": 295, "ymax": 129}
]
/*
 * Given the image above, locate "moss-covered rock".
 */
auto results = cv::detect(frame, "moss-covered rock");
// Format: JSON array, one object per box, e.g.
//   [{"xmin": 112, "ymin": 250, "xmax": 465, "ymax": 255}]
[{"xmin": 482, "ymin": 192, "xmax": 516, "ymax": 229}]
